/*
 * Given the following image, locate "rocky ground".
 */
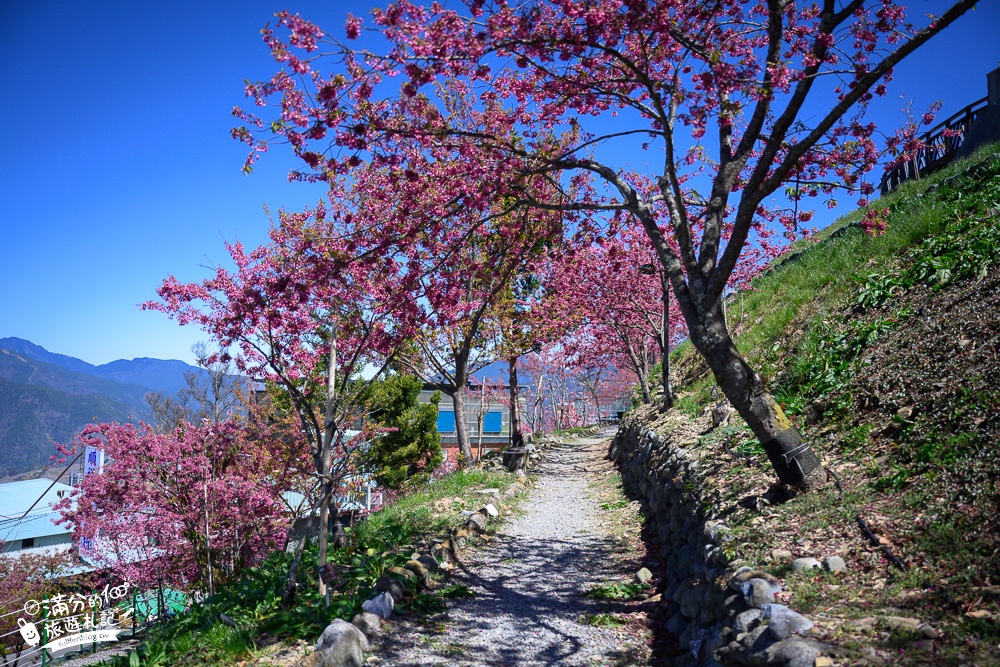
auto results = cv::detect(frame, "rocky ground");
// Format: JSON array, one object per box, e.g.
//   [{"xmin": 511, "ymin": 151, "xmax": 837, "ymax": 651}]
[{"xmin": 369, "ymin": 430, "xmax": 655, "ymax": 667}]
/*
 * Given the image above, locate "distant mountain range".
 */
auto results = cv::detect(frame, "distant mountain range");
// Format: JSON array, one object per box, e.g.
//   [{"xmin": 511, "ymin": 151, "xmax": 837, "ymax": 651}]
[{"xmin": 0, "ymin": 337, "xmax": 206, "ymax": 478}]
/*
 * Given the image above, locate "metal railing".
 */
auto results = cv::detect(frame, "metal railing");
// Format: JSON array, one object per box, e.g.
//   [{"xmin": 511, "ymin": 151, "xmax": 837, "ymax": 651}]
[
  {"xmin": 880, "ymin": 96, "xmax": 989, "ymax": 195},
  {"xmin": 2, "ymin": 587, "xmax": 186, "ymax": 667}
]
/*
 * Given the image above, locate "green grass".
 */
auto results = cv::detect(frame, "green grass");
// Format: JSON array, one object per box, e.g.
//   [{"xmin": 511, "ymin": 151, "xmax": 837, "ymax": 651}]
[
  {"xmin": 580, "ymin": 613, "xmax": 629, "ymax": 628},
  {"xmin": 584, "ymin": 581, "xmax": 648, "ymax": 600},
  {"xmin": 353, "ymin": 468, "xmax": 515, "ymax": 552},
  {"xmin": 664, "ymin": 142, "xmax": 1000, "ymax": 662}
]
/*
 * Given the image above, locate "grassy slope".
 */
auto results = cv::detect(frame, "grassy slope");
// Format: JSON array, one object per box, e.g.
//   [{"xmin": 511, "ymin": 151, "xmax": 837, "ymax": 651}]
[
  {"xmin": 672, "ymin": 141, "xmax": 1000, "ymax": 395},
  {"xmin": 650, "ymin": 142, "xmax": 1000, "ymax": 665}
]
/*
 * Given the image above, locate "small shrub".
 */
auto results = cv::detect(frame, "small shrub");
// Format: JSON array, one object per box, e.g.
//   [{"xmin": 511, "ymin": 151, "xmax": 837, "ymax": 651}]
[
  {"xmin": 581, "ymin": 613, "xmax": 628, "ymax": 628},
  {"xmin": 584, "ymin": 581, "xmax": 647, "ymax": 600}
]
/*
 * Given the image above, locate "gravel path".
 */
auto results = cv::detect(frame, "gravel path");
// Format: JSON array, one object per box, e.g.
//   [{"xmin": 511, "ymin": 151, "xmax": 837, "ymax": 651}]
[{"xmin": 373, "ymin": 430, "xmax": 651, "ymax": 667}]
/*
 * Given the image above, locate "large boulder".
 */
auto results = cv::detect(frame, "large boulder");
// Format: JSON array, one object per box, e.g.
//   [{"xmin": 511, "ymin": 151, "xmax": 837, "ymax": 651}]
[
  {"xmin": 375, "ymin": 575, "xmax": 406, "ymax": 603},
  {"xmin": 416, "ymin": 553, "xmax": 440, "ymax": 573},
  {"xmin": 431, "ymin": 542, "xmax": 451, "ymax": 563},
  {"xmin": 387, "ymin": 565, "xmax": 419, "ymax": 588},
  {"xmin": 404, "ymin": 560, "xmax": 432, "ymax": 586},
  {"xmin": 314, "ymin": 619, "xmax": 370, "ymax": 667},
  {"xmin": 762, "ymin": 604, "xmax": 814, "ymax": 639},
  {"xmin": 741, "ymin": 578, "xmax": 780, "ymax": 608},
  {"xmin": 791, "ymin": 557, "xmax": 822, "ymax": 573},
  {"xmin": 465, "ymin": 512, "xmax": 488, "ymax": 532},
  {"xmin": 760, "ymin": 637, "xmax": 830, "ymax": 667}
]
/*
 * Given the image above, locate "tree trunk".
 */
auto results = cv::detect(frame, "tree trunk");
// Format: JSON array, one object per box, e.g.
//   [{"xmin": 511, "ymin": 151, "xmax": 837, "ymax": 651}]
[
  {"xmin": 639, "ymin": 374, "xmax": 652, "ymax": 405},
  {"xmin": 624, "ymin": 341, "xmax": 652, "ymax": 404},
  {"xmin": 508, "ymin": 358, "xmax": 524, "ymax": 447},
  {"xmin": 317, "ymin": 323, "xmax": 338, "ymax": 600},
  {"xmin": 281, "ymin": 523, "xmax": 309, "ymax": 608},
  {"xmin": 316, "ymin": 482, "xmax": 331, "ymax": 598},
  {"xmin": 660, "ymin": 357, "xmax": 672, "ymax": 411},
  {"xmin": 531, "ymin": 373, "xmax": 545, "ymax": 434},
  {"xmin": 660, "ymin": 275, "xmax": 673, "ymax": 411},
  {"xmin": 452, "ymin": 385, "xmax": 475, "ymax": 466},
  {"xmin": 688, "ymin": 300, "xmax": 825, "ymax": 491}
]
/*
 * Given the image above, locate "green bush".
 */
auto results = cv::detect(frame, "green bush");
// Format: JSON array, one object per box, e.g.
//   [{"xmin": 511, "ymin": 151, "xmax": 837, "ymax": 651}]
[{"xmin": 363, "ymin": 375, "xmax": 443, "ymax": 489}]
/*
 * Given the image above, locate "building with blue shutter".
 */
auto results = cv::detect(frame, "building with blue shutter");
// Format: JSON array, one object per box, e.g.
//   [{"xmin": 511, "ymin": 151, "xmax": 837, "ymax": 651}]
[{"xmin": 418, "ymin": 382, "xmax": 526, "ymax": 451}]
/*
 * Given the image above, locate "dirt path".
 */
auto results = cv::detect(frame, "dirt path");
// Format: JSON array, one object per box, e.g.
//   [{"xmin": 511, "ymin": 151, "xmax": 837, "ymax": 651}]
[{"xmin": 372, "ymin": 430, "xmax": 652, "ymax": 667}]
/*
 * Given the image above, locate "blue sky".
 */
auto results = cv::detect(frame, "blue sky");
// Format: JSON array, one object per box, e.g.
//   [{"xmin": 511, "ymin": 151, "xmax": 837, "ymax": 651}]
[{"xmin": 1, "ymin": 1, "xmax": 997, "ymax": 366}]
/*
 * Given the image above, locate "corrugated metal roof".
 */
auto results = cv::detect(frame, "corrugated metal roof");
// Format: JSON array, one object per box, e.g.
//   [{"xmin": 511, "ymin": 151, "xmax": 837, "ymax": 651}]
[
  {"xmin": 0, "ymin": 479, "xmax": 75, "ymax": 518},
  {"xmin": 0, "ymin": 479, "xmax": 76, "ymax": 543}
]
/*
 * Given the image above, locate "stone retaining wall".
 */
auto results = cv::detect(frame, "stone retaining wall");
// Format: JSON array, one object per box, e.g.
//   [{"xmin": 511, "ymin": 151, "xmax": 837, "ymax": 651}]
[{"xmin": 610, "ymin": 416, "xmax": 828, "ymax": 667}]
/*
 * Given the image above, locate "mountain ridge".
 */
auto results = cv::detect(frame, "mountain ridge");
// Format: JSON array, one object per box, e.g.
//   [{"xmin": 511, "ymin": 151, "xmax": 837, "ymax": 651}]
[
  {"xmin": 0, "ymin": 337, "xmax": 206, "ymax": 395},
  {"xmin": 0, "ymin": 338, "xmax": 207, "ymax": 477}
]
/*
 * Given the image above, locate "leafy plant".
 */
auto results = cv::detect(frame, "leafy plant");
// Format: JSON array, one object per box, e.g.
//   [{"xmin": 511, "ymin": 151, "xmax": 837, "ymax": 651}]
[
  {"xmin": 584, "ymin": 581, "xmax": 647, "ymax": 600},
  {"xmin": 856, "ymin": 166, "xmax": 1000, "ymax": 310},
  {"xmin": 733, "ymin": 438, "xmax": 766, "ymax": 457},
  {"xmin": 784, "ymin": 316, "xmax": 900, "ymax": 419},
  {"xmin": 600, "ymin": 499, "xmax": 629, "ymax": 511},
  {"xmin": 856, "ymin": 272, "xmax": 903, "ymax": 310},
  {"xmin": 581, "ymin": 613, "xmax": 628, "ymax": 628}
]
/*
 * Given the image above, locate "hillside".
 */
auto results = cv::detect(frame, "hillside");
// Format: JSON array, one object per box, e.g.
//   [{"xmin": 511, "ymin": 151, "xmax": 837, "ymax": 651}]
[
  {"xmin": 0, "ymin": 340, "xmax": 208, "ymax": 478},
  {"xmin": 0, "ymin": 337, "xmax": 207, "ymax": 395},
  {"xmin": 637, "ymin": 143, "xmax": 1000, "ymax": 664},
  {"xmin": 0, "ymin": 350, "xmax": 149, "ymax": 476}
]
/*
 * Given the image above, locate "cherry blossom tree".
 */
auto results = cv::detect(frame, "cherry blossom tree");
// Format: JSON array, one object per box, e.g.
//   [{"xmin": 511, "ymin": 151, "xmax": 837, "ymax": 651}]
[
  {"xmin": 235, "ymin": 0, "xmax": 978, "ymax": 490},
  {"xmin": 518, "ymin": 349, "xmax": 552, "ymax": 436},
  {"xmin": 54, "ymin": 419, "xmax": 299, "ymax": 594},
  {"xmin": 371, "ymin": 178, "xmax": 565, "ymax": 466},
  {"xmin": 553, "ymin": 218, "xmax": 768, "ymax": 409},
  {"xmin": 491, "ymin": 270, "xmax": 569, "ymax": 447},
  {"xmin": 469, "ymin": 374, "xmax": 507, "ymax": 460},
  {"xmin": 518, "ymin": 343, "xmax": 580, "ymax": 433},
  {"xmin": 541, "ymin": 223, "xmax": 678, "ymax": 405},
  {"xmin": 0, "ymin": 548, "xmax": 76, "ymax": 667},
  {"xmin": 146, "ymin": 204, "xmax": 416, "ymax": 602}
]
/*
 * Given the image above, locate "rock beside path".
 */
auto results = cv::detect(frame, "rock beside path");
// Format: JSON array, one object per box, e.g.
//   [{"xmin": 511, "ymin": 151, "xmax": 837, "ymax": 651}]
[{"xmin": 314, "ymin": 619, "xmax": 370, "ymax": 667}]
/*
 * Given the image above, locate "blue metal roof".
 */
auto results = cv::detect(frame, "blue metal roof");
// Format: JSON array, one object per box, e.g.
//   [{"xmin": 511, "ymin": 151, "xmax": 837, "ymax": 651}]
[
  {"xmin": 0, "ymin": 511, "xmax": 69, "ymax": 542},
  {"xmin": 0, "ymin": 479, "xmax": 75, "ymax": 518},
  {"xmin": 0, "ymin": 479, "xmax": 76, "ymax": 543}
]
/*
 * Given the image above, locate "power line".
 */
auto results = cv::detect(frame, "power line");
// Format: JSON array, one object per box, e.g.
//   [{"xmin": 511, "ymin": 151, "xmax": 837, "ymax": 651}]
[{"xmin": 0, "ymin": 451, "xmax": 84, "ymax": 546}]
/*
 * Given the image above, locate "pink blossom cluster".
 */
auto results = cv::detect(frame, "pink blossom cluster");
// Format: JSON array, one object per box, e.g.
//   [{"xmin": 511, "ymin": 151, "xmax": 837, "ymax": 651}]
[
  {"xmin": 54, "ymin": 419, "xmax": 302, "ymax": 592},
  {"xmin": 227, "ymin": 0, "xmax": 974, "ymax": 378}
]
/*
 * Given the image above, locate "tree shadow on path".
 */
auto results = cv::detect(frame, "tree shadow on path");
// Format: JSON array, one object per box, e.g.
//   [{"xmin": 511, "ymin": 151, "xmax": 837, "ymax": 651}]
[{"xmin": 373, "ymin": 436, "xmax": 651, "ymax": 666}]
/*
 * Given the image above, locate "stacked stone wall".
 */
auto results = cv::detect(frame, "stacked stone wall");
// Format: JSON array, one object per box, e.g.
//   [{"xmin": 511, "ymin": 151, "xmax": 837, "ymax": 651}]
[{"xmin": 610, "ymin": 416, "xmax": 827, "ymax": 667}]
